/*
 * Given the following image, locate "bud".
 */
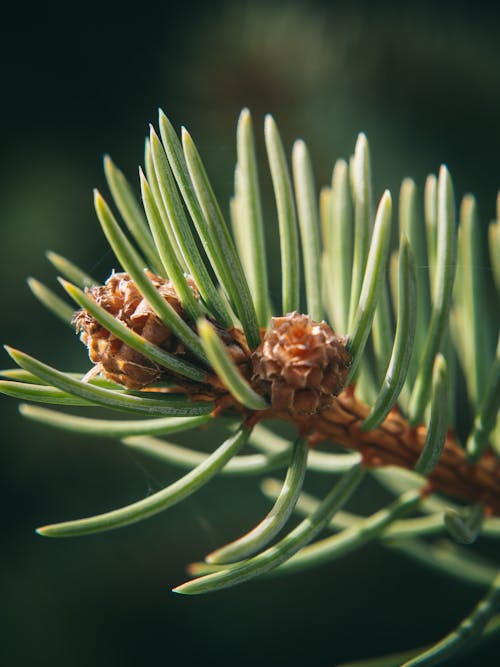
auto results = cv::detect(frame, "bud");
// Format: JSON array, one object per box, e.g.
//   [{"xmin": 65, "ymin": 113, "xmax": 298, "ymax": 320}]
[
  {"xmin": 251, "ymin": 312, "xmax": 351, "ymax": 415},
  {"xmin": 74, "ymin": 271, "xmax": 198, "ymax": 389}
]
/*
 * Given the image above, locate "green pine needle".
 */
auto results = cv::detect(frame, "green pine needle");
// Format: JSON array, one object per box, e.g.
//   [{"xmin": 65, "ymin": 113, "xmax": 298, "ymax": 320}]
[
  {"xmin": 103, "ymin": 155, "xmax": 164, "ymax": 276},
  {"xmin": 235, "ymin": 109, "xmax": 271, "ymax": 327},
  {"xmin": 124, "ymin": 433, "xmax": 290, "ymax": 475},
  {"xmin": 467, "ymin": 333, "xmax": 500, "ymax": 462},
  {"xmin": 414, "ymin": 354, "xmax": 448, "ymax": 475},
  {"xmin": 346, "ymin": 189, "xmax": 393, "ymax": 381},
  {"xmin": 5, "ymin": 347, "xmax": 213, "ymax": 416},
  {"xmin": 174, "ymin": 465, "xmax": 365, "ymax": 595},
  {"xmin": 206, "ymin": 436, "xmax": 308, "ymax": 563},
  {"xmin": 37, "ymin": 425, "xmax": 249, "ymax": 537},
  {"xmin": 401, "ymin": 572, "xmax": 500, "ymax": 667},
  {"xmin": 324, "ymin": 159, "xmax": 353, "ymax": 334},
  {"xmin": 269, "ymin": 490, "xmax": 421, "ymax": 576},
  {"xmin": 19, "ymin": 404, "xmax": 212, "ymax": 438},
  {"xmin": 264, "ymin": 114, "xmax": 300, "ymax": 314},
  {"xmin": 45, "ymin": 251, "xmax": 96, "ymax": 288},
  {"xmin": 409, "ymin": 165, "xmax": 456, "ymax": 425},
  {"xmin": 27, "ymin": 277, "xmax": 75, "ymax": 326},
  {"xmin": 292, "ymin": 139, "xmax": 323, "ymax": 321},
  {"xmin": 348, "ymin": 133, "xmax": 373, "ymax": 330},
  {"xmin": 0, "ymin": 380, "xmax": 95, "ymax": 406},
  {"xmin": 362, "ymin": 235, "xmax": 416, "ymax": 430},
  {"xmin": 197, "ymin": 318, "xmax": 268, "ymax": 410}
]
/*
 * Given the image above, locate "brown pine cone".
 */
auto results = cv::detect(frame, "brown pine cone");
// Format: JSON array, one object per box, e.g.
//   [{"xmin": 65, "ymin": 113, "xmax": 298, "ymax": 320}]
[
  {"xmin": 251, "ymin": 312, "xmax": 351, "ymax": 415},
  {"xmin": 74, "ymin": 271, "xmax": 199, "ymax": 389}
]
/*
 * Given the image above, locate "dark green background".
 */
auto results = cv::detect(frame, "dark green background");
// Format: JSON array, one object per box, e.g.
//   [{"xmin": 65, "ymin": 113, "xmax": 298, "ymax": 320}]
[{"xmin": 1, "ymin": 2, "xmax": 499, "ymax": 665}]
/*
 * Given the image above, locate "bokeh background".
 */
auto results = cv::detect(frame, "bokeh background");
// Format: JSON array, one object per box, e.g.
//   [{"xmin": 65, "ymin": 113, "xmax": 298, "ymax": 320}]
[{"xmin": 1, "ymin": 2, "xmax": 500, "ymax": 665}]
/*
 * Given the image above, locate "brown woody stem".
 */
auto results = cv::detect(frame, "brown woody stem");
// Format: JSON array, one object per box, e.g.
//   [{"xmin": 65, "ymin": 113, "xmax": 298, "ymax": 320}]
[{"xmin": 243, "ymin": 385, "xmax": 500, "ymax": 516}]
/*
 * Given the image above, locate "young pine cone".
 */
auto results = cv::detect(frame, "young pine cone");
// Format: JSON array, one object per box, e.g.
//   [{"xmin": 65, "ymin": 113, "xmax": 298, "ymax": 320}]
[
  {"xmin": 74, "ymin": 271, "xmax": 199, "ymax": 389},
  {"xmin": 251, "ymin": 312, "xmax": 351, "ymax": 416}
]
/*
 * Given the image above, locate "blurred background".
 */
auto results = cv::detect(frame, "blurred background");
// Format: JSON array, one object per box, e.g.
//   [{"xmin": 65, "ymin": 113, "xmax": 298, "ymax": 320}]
[{"xmin": 1, "ymin": 1, "xmax": 500, "ymax": 665}]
